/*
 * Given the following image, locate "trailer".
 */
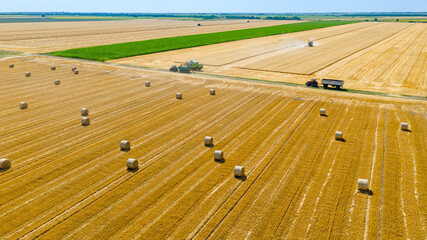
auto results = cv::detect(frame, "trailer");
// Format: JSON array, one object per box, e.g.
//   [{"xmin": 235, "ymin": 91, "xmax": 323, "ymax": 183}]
[{"xmin": 321, "ymin": 79, "xmax": 344, "ymax": 89}]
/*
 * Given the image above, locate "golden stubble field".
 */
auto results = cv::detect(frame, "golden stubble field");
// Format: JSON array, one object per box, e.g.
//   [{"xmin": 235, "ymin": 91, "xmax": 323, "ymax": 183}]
[
  {"xmin": 0, "ymin": 19, "xmax": 298, "ymax": 53},
  {"xmin": 112, "ymin": 22, "xmax": 426, "ymax": 97},
  {"xmin": 0, "ymin": 55, "xmax": 425, "ymax": 239}
]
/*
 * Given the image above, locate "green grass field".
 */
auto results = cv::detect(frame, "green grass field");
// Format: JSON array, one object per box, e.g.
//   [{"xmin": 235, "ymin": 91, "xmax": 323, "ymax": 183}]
[{"xmin": 48, "ymin": 21, "xmax": 357, "ymax": 61}]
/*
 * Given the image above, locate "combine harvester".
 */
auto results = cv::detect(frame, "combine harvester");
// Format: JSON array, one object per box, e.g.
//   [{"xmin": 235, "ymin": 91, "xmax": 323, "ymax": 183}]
[
  {"xmin": 170, "ymin": 60, "xmax": 203, "ymax": 73},
  {"xmin": 306, "ymin": 78, "xmax": 344, "ymax": 89},
  {"xmin": 306, "ymin": 40, "xmax": 314, "ymax": 47}
]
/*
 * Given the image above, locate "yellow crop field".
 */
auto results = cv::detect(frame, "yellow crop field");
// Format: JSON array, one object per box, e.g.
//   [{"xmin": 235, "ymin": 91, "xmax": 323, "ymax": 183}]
[
  {"xmin": 112, "ymin": 22, "xmax": 426, "ymax": 96},
  {"xmin": 0, "ymin": 56, "xmax": 425, "ymax": 239},
  {"xmin": 0, "ymin": 19, "xmax": 298, "ymax": 53}
]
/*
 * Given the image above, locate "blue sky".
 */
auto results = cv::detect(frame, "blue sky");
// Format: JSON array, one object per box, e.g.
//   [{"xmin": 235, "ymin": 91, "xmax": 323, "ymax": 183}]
[{"xmin": 1, "ymin": 0, "xmax": 426, "ymax": 13}]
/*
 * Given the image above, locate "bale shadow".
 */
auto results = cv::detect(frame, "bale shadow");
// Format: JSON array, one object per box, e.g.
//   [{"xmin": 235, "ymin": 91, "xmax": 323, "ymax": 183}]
[
  {"xmin": 215, "ymin": 158, "xmax": 225, "ymax": 164},
  {"xmin": 0, "ymin": 168, "xmax": 11, "ymax": 172},
  {"xmin": 121, "ymin": 148, "xmax": 131, "ymax": 152},
  {"xmin": 82, "ymin": 124, "xmax": 90, "ymax": 127},
  {"xmin": 321, "ymin": 114, "xmax": 328, "ymax": 117},
  {"xmin": 336, "ymin": 138, "xmax": 346, "ymax": 142},
  {"xmin": 401, "ymin": 129, "xmax": 412, "ymax": 132},
  {"xmin": 323, "ymin": 87, "xmax": 348, "ymax": 92},
  {"xmin": 359, "ymin": 189, "xmax": 373, "ymax": 196},
  {"xmin": 127, "ymin": 167, "xmax": 139, "ymax": 172},
  {"xmin": 234, "ymin": 175, "xmax": 247, "ymax": 181},
  {"xmin": 205, "ymin": 144, "xmax": 214, "ymax": 148}
]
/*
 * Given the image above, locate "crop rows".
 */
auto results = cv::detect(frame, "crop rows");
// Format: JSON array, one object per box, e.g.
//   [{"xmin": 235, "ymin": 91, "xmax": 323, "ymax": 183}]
[
  {"xmin": 0, "ymin": 19, "xmax": 294, "ymax": 53},
  {"xmin": 0, "ymin": 56, "xmax": 425, "ymax": 239}
]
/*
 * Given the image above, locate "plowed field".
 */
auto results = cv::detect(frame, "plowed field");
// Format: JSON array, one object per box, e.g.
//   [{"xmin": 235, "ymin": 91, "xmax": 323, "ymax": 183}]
[
  {"xmin": 111, "ymin": 22, "xmax": 427, "ymax": 96},
  {"xmin": 0, "ymin": 56, "xmax": 425, "ymax": 239},
  {"xmin": 0, "ymin": 19, "xmax": 298, "ymax": 53}
]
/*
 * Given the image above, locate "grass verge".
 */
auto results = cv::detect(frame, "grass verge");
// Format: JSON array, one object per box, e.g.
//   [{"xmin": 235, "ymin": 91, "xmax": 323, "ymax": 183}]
[
  {"xmin": 0, "ymin": 50, "xmax": 21, "ymax": 58},
  {"xmin": 48, "ymin": 20, "xmax": 357, "ymax": 61}
]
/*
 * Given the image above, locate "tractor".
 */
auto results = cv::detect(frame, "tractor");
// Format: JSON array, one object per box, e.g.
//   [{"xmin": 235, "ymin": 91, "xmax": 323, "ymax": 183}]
[
  {"xmin": 306, "ymin": 78, "xmax": 318, "ymax": 87},
  {"xmin": 307, "ymin": 40, "xmax": 314, "ymax": 47},
  {"xmin": 169, "ymin": 65, "xmax": 178, "ymax": 72}
]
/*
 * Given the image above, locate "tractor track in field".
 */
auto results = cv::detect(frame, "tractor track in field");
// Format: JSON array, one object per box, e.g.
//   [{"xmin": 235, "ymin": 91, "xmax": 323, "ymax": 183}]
[
  {"xmin": 378, "ymin": 109, "xmax": 386, "ymax": 240},
  {"xmin": 363, "ymin": 107, "xmax": 381, "ymax": 240}
]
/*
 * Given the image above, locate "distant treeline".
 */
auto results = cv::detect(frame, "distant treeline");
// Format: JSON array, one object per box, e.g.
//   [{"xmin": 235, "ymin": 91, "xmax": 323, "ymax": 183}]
[
  {"xmin": 1, "ymin": 12, "xmax": 425, "ymax": 20},
  {"xmin": 339, "ymin": 12, "xmax": 427, "ymax": 17},
  {"xmin": 0, "ymin": 12, "xmax": 302, "ymax": 20},
  {"xmin": 304, "ymin": 12, "xmax": 427, "ymax": 17},
  {"xmin": 265, "ymin": 16, "xmax": 301, "ymax": 20}
]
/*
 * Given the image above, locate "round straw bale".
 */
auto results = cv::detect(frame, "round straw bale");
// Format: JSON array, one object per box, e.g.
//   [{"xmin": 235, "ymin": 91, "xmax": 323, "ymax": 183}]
[
  {"xmin": 25, "ymin": 72, "xmax": 31, "ymax": 77},
  {"xmin": 335, "ymin": 131, "xmax": 343, "ymax": 140},
  {"xmin": 210, "ymin": 89, "xmax": 216, "ymax": 95},
  {"xmin": 54, "ymin": 79, "xmax": 61, "ymax": 85},
  {"xmin": 51, "ymin": 66, "xmax": 56, "ymax": 70},
  {"xmin": 204, "ymin": 136, "xmax": 213, "ymax": 146},
  {"xmin": 176, "ymin": 93, "xmax": 182, "ymax": 99},
  {"xmin": 214, "ymin": 150, "xmax": 223, "ymax": 160},
  {"xmin": 9, "ymin": 64, "xmax": 14, "ymax": 68},
  {"xmin": 0, "ymin": 158, "xmax": 11, "ymax": 169},
  {"xmin": 20, "ymin": 102, "xmax": 28, "ymax": 109},
  {"xmin": 120, "ymin": 140, "xmax": 130, "ymax": 150},
  {"xmin": 145, "ymin": 81, "xmax": 151, "ymax": 87},
  {"xmin": 74, "ymin": 70, "xmax": 79, "ymax": 74},
  {"xmin": 127, "ymin": 158, "xmax": 138, "ymax": 169},
  {"xmin": 81, "ymin": 117, "xmax": 90, "ymax": 126},
  {"xmin": 72, "ymin": 67, "xmax": 77, "ymax": 71},
  {"xmin": 81, "ymin": 108, "xmax": 89, "ymax": 116},
  {"xmin": 401, "ymin": 122, "xmax": 409, "ymax": 130},
  {"xmin": 358, "ymin": 179, "xmax": 368, "ymax": 190},
  {"xmin": 320, "ymin": 108, "xmax": 326, "ymax": 116},
  {"xmin": 234, "ymin": 166, "xmax": 245, "ymax": 177}
]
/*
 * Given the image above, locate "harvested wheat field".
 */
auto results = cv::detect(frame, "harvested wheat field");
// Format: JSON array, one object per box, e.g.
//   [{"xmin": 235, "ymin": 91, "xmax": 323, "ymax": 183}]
[
  {"xmin": 112, "ymin": 22, "xmax": 426, "ymax": 96},
  {"xmin": 0, "ymin": 55, "xmax": 425, "ymax": 239},
  {"xmin": 0, "ymin": 19, "xmax": 297, "ymax": 53}
]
